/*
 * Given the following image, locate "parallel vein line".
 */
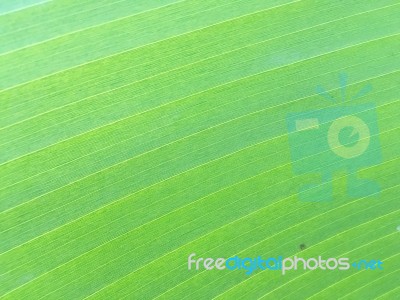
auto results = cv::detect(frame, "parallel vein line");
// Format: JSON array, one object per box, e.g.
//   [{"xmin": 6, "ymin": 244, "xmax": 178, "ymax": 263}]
[
  {"xmin": 214, "ymin": 210, "xmax": 400, "ymax": 300},
  {"xmin": 2, "ymin": 55, "xmax": 397, "ymax": 193},
  {"xmin": 156, "ymin": 203, "xmax": 400, "ymax": 300},
  {"xmin": 2, "ymin": 1, "xmax": 392, "ymax": 131},
  {"xmin": 0, "ymin": 0, "xmax": 300, "ymax": 94},
  {"xmin": 1, "ymin": 32, "xmax": 398, "ymax": 172},
  {"xmin": 0, "ymin": 0, "xmax": 187, "ymax": 58}
]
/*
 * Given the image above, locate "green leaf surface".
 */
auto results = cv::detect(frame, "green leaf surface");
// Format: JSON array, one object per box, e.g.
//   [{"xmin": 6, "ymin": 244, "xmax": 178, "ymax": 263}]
[{"xmin": 0, "ymin": 0, "xmax": 399, "ymax": 299}]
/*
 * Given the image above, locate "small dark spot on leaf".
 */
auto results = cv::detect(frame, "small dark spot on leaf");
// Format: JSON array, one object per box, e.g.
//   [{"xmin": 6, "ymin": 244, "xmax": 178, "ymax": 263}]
[{"xmin": 300, "ymin": 243, "xmax": 307, "ymax": 250}]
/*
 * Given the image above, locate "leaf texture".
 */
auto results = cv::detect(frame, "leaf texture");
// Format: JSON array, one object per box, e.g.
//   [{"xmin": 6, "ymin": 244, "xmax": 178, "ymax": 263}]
[{"xmin": 0, "ymin": 0, "xmax": 399, "ymax": 299}]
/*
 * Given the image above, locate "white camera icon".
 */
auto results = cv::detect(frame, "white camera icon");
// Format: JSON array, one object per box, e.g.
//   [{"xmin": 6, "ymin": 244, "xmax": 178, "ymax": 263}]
[{"xmin": 286, "ymin": 103, "xmax": 381, "ymax": 201}]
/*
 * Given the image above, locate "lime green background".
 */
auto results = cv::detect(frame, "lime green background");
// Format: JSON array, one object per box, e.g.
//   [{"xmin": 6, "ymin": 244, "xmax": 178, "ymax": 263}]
[{"xmin": 0, "ymin": 0, "xmax": 399, "ymax": 299}]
